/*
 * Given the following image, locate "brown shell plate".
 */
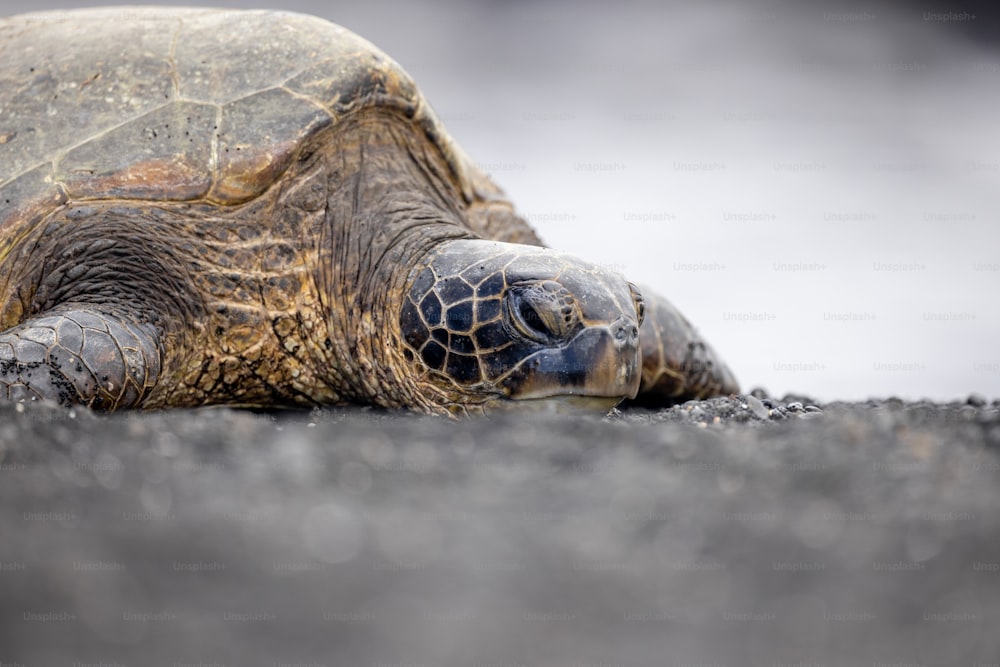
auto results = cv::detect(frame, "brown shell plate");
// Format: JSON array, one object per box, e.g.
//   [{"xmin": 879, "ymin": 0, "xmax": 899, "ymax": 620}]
[{"xmin": 0, "ymin": 7, "xmax": 479, "ymax": 243}]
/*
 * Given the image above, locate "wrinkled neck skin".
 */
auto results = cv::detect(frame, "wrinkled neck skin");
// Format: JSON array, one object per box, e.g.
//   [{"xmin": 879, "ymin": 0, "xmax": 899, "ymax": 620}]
[{"xmin": 315, "ymin": 110, "xmax": 473, "ymax": 411}]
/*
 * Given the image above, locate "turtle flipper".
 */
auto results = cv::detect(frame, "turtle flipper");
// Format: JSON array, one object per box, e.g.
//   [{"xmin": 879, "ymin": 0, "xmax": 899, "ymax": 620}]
[
  {"xmin": 0, "ymin": 308, "xmax": 161, "ymax": 410},
  {"xmin": 626, "ymin": 287, "xmax": 738, "ymax": 407}
]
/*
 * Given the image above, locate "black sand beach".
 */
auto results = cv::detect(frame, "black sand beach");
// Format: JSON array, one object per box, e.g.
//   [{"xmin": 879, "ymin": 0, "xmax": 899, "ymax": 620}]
[{"xmin": 2, "ymin": 395, "xmax": 999, "ymax": 665}]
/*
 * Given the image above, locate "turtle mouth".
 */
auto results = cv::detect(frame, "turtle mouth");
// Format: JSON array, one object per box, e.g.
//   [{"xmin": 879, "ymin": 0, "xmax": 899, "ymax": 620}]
[{"xmin": 496, "ymin": 322, "xmax": 642, "ymax": 405}]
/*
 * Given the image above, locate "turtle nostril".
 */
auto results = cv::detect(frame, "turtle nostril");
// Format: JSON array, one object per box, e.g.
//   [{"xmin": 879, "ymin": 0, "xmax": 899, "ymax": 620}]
[{"xmin": 613, "ymin": 319, "xmax": 639, "ymax": 345}]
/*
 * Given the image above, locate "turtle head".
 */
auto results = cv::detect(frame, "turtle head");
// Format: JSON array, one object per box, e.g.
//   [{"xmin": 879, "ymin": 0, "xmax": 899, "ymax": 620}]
[{"xmin": 397, "ymin": 240, "xmax": 644, "ymax": 414}]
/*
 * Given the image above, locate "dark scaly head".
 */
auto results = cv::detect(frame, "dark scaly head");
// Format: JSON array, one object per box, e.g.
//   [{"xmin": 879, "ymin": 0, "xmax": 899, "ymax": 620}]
[{"xmin": 397, "ymin": 240, "xmax": 645, "ymax": 415}]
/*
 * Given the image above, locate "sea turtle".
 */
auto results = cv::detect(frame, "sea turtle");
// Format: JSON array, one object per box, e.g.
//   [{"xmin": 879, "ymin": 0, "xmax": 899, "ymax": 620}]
[{"xmin": 0, "ymin": 7, "xmax": 737, "ymax": 416}]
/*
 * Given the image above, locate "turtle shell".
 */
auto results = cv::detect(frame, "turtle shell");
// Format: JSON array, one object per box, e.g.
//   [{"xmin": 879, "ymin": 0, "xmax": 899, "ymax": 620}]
[{"xmin": 0, "ymin": 7, "xmax": 494, "ymax": 250}]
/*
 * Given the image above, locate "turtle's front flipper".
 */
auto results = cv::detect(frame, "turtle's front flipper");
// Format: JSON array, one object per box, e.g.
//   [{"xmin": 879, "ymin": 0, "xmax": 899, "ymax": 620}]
[
  {"xmin": 626, "ymin": 287, "xmax": 738, "ymax": 408},
  {"xmin": 0, "ymin": 307, "xmax": 161, "ymax": 410}
]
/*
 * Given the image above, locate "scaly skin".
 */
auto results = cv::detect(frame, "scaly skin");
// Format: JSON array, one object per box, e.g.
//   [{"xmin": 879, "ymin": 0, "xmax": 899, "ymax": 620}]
[
  {"xmin": 627, "ymin": 288, "xmax": 740, "ymax": 407},
  {"xmin": 0, "ymin": 8, "xmax": 738, "ymax": 413},
  {"xmin": 0, "ymin": 110, "xmax": 473, "ymax": 410},
  {"xmin": 0, "ymin": 110, "xmax": 736, "ymax": 411},
  {"xmin": 0, "ymin": 308, "xmax": 159, "ymax": 409}
]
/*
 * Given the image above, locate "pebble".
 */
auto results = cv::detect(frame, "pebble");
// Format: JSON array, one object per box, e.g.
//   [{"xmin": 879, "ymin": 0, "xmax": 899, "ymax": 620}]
[
  {"xmin": 745, "ymin": 395, "xmax": 771, "ymax": 420},
  {"xmin": 786, "ymin": 402, "xmax": 804, "ymax": 413},
  {"xmin": 967, "ymin": 393, "xmax": 987, "ymax": 408}
]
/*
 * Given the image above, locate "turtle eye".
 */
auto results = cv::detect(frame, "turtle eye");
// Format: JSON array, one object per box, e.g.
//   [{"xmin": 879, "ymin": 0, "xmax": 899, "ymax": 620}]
[
  {"xmin": 508, "ymin": 289, "xmax": 555, "ymax": 343},
  {"xmin": 518, "ymin": 299, "xmax": 550, "ymax": 338},
  {"xmin": 628, "ymin": 282, "xmax": 645, "ymax": 327},
  {"xmin": 506, "ymin": 281, "xmax": 579, "ymax": 344}
]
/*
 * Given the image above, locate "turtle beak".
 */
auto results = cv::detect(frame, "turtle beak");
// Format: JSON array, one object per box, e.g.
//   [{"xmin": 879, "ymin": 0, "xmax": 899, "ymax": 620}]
[{"xmin": 499, "ymin": 316, "xmax": 642, "ymax": 404}]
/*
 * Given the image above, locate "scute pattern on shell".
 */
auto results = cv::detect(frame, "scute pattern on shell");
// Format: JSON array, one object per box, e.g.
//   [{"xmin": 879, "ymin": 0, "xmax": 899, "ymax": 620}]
[{"xmin": 0, "ymin": 8, "xmax": 483, "ymax": 238}]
